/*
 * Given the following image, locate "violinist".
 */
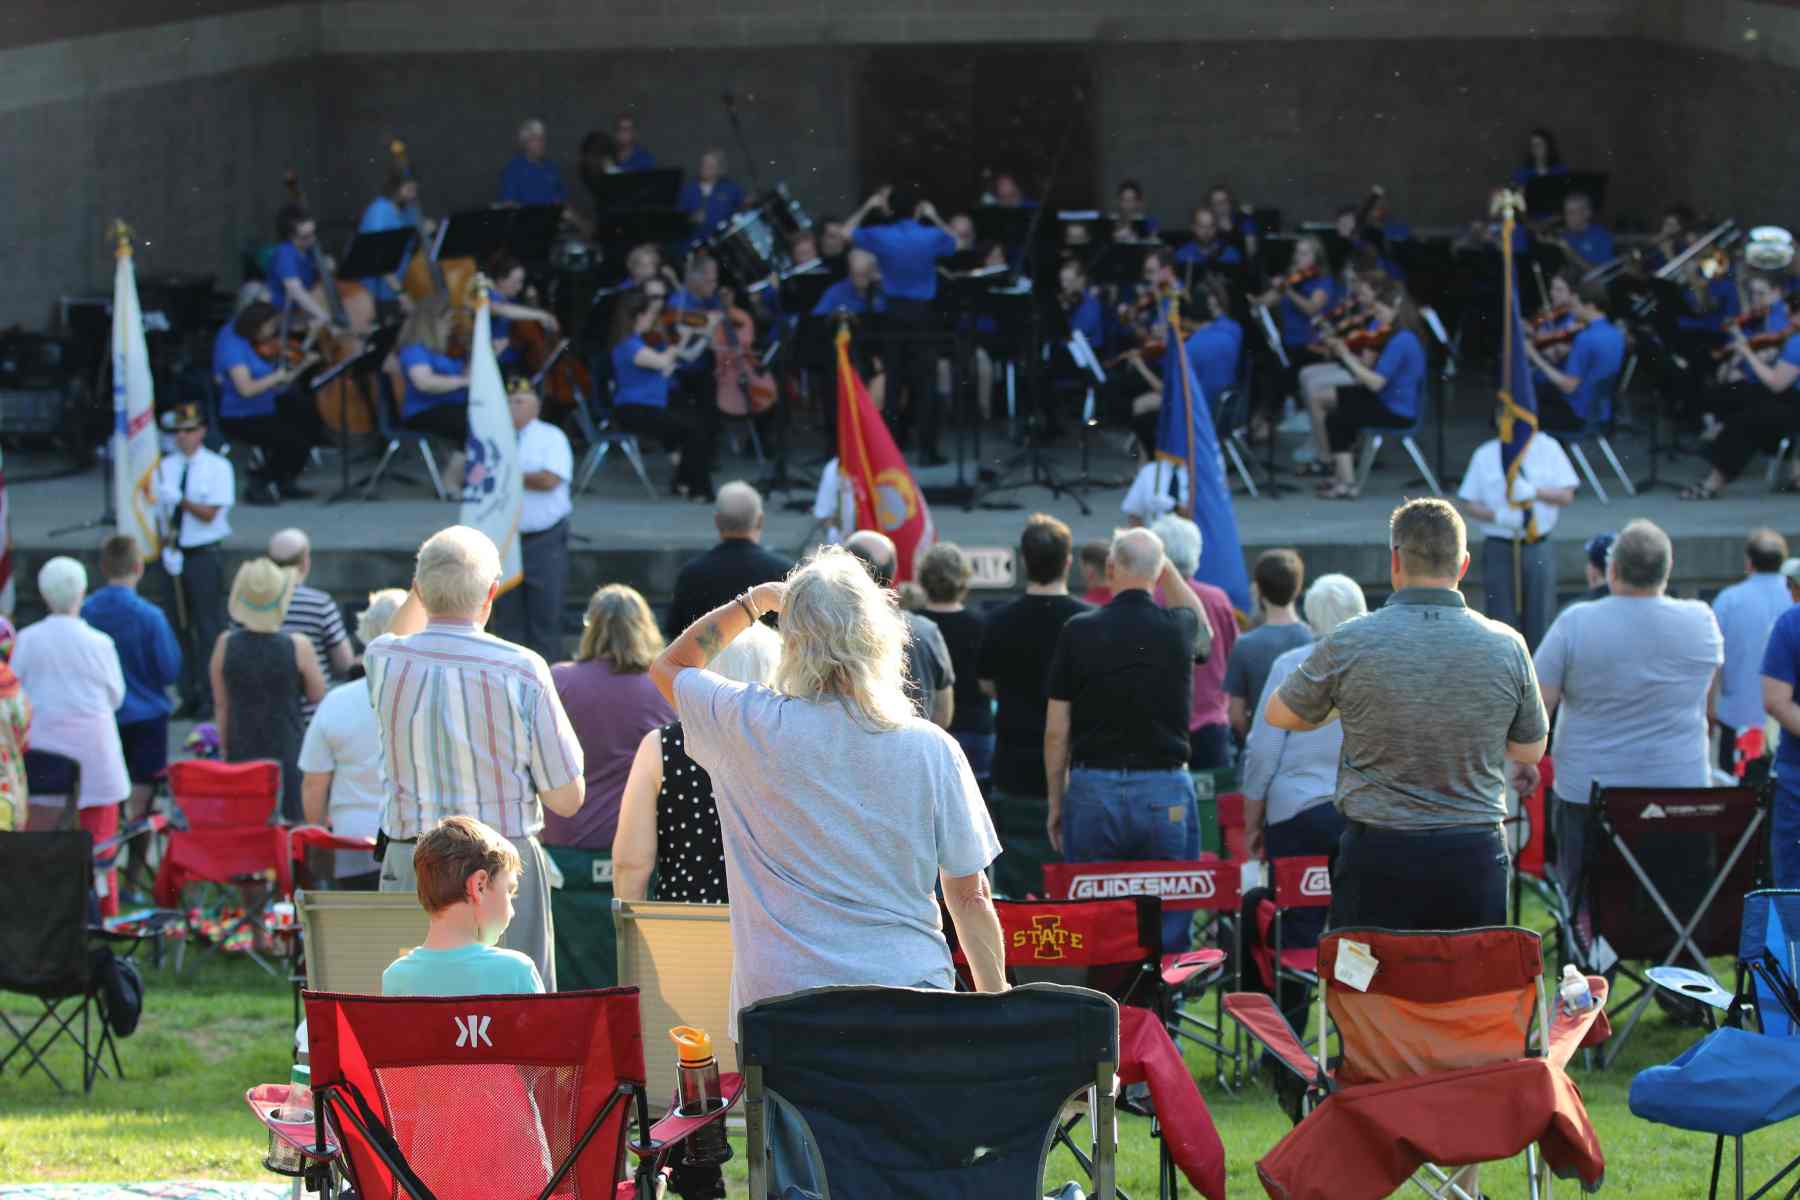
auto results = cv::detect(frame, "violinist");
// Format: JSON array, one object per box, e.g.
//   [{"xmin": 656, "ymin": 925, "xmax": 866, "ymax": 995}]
[
  {"xmin": 484, "ymin": 253, "xmax": 561, "ymax": 369},
  {"xmin": 1296, "ymin": 267, "xmax": 1384, "ymax": 469},
  {"xmin": 1685, "ymin": 272, "xmax": 1800, "ymax": 499},
  {"xmin": 1713, "ymin": 274, "xmax": 1789, "ymax": 389},
  {"xmin": 612, "ymin": 291, "xmax": 715, "ymax": 501},
  {"xmin": 1254, "ymin": 235, "xmax": 1338, "ymax": 420},
  {"xmin": 1529, "ymin": 268, "xmax": 1582, "ymax": 375},
  {"xmin": 1057, "ymin": 257, "xmax": 1105, "ymax": 349},
  {"xmin": 1644, "ymin": 204, "xmax": 1697, "ymax": 276},
  {"xmin": 395, "ymin": 293, "xmax": 472, "ymax": 475},
  {"xmin": 267, "ymin": 204, "xmax": 336, "ymax": 328},
  {"xmin": 1184, "ymin": 273, "xmax": 1244, "ymax": 414},
  {"xmin": 357, "ymin": 166, "xmax": 423, "ymax": 318},
  {"xmin": 676, "ymin": 149, "xmax": 748, "ymax": 237},
  {"xmin": 1545, "ymin": 191, "xmax": 1614, "ymax": 273},
  {"xmin": 1312, "ymin": 278, "xmax": 1427, "ymax": 500},
  {"xmin": 212, "ymin": 299, "xmax": 322, "ymax": 506},
  {"xmin": 1174, "ymin": 208, "xmax": 1243, "ymax": 274},
  {"xmin": 1524, "ymin": 280, "xmax": 1627, "ymax": 434}
]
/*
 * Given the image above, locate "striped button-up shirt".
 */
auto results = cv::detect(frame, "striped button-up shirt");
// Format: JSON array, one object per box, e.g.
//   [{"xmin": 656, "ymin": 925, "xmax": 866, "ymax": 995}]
[{"xmin": 366, "ymin": 620, "xmax": 584, "ymax": 840}]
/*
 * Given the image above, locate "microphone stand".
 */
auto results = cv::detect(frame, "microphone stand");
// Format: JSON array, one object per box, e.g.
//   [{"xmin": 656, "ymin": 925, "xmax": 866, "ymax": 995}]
[{"xmin": 720, "ymin": 91, "xmax": 763, "ymax": 192}]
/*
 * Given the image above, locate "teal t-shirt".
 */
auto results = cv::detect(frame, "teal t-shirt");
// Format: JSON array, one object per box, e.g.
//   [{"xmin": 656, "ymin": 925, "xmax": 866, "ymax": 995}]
[{"xmin": 381, "ymin": 942, "xmax": 545, "ymax": 996}]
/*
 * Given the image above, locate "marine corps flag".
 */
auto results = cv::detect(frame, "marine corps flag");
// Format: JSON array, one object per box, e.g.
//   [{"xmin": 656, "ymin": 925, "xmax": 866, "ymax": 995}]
[
  {"xmin": 836, "ymin": 326, "xmax": 934, "ymax": 582},
  {"xmin": 1157, "ymin": 299, "xmax": 1251, "ymax": 610},
  {"xmin": 461, "ymin": 283, "xmax": 523, "ymax": 592},
  {"xmin": 110, "ymin": 223, "xmax": 160, "ymax": 560}
]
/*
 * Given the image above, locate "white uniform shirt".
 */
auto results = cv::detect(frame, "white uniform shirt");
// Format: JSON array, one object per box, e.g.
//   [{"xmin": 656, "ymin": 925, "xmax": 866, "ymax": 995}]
[
  {"xmin": 516, "ymin": 419, "xmax": 573, "ymax": 533},
  {"xmin": 1456, "ymin": 436, "xmax": 1579, "ymax": 541},
  {"xmin": 1121, "ymin": 460, "xmax": 1188, "ymax": 524},
  {"xmin": 154, "ymin": 446, "xmax": 234, "ymax": 548},
  {"xmin": 12, "ymin": 615, "xmax": 130, "ymax": 807}
]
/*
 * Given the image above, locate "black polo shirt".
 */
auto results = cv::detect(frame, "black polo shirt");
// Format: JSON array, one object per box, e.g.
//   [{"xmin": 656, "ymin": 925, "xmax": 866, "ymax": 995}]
[
  {"xmin": 666, "ymin": 539, "xmax": 794, "ymax": 635},
  {"xmin": 1047, "ymin": 589, "xmax": 1204, "ymax": 769}
]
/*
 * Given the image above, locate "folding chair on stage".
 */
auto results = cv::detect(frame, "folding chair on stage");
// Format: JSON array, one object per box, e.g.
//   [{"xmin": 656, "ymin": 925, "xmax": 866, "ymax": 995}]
[
  {"xmin": 739, "ymin": 983, "xmax": 1125, "ymax": 1200},
  {"xmin": 250, "ymin": 987, "xmax": 739, "ymax": 1200},
  {"xmin": 952, "ymin": 896, "xmax": 1228, "ymax": 1200},
  {"xmin": 1042, "ymin": 858, "xmax": 1243, "ymax": 1087},
  {"xmin": 0, "ymin": 832, "xmax": 160, "ymax": 1092},
  {"xmin": 1225, "ymin": 926, "xmax": 1611, "ymax": 1200},
  {"xmin": 1631, "ymin": 889, "xmax": 1800, "ymax": 1200},
  {"xmin": 1569, "ymin": 782, "xmax": 1766, "ymax": 1067}
]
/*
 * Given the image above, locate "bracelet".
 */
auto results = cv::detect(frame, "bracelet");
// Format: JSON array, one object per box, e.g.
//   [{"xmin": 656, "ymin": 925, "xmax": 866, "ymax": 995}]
[{"xmin": 734, "ymin": 591, "xmax": 760, "ymax": 624}]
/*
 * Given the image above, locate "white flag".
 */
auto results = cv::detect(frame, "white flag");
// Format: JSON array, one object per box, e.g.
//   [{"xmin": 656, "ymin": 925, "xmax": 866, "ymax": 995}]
[
  {"xmin": 111, "ymin": 238, "xmax": 160, "ymax": 559},
  {"xmin": 460, "ymin": 293, "xmax": 523, "ymax": 591}
]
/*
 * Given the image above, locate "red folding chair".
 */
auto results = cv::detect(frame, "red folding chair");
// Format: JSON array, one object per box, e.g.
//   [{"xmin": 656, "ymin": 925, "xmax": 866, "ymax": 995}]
[
  {"xmin": 1249, "ymin": 856, "xmax": 1333, "ymax": 998},
  {"xmin": 1226, "ymin": 927, "xmax": 1612, "ymax": 1200},
  {"xmin": 154, "ymin": 759, "xmax": 290, "ymax": 974},
  {"xmin": 953, "ymin": 896, "xmax": 1227, "ymax": 1200},
  {"xmin": 249, "ymin": 988, "xmax": 738, "ymax": 1199},
  {"xmin": 1042, "ymin": 858, "xmax": 1241, "ymax": 1086}
]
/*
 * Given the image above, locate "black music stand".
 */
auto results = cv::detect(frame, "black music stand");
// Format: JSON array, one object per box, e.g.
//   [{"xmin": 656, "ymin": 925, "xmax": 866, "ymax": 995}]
[
  {"xmin": 972, "ymin": 206, "xmax": 1036, "ymax": 254},
  {"xmin": 438, "ymin": 209, "xmax": 513, "ymax": 265},
  {"xmin": 336, "ymin": 229, "xmax": 415, "ymax": 285},
  {"xmin": 587, "ymin": 169, "xmax": 683, "ymax": 213},
  {"xmin": 1089, "ymin": 241, "xmax": 1152, "ymax": 293},
  {"xmin": 777, "ymin": 267, "xmax": 833, "ymax": 319},
  {"xmin": 1525, "ymin": 171, "xmax": 1610, "ymax": 218},
  {"xmin": 317, "ymin": 324, "xmax": 399, "ymax": 506},
  {"xmin": 505, "ymin": 205, "xmax": 563, "ymax": 263},
  {"xmin": 967, "ymin": 278, "xmax": 1091, "ymax": 515}
]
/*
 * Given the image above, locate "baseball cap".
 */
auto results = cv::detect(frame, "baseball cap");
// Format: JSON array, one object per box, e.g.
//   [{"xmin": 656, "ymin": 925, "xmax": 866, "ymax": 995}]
[
  {"xmin": 1584, "ymin": 532, "xmax": 1617, "ymax": 573},
  {"xmin": 1780, "ymin": 557, "xmax": 1800, "ymax": 584}
]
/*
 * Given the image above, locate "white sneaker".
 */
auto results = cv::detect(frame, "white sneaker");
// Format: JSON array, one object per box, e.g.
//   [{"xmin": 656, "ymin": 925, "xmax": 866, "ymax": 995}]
[{"xmin": 1277, "ymin": 409, "xmax": 1312, "ymax": 436}]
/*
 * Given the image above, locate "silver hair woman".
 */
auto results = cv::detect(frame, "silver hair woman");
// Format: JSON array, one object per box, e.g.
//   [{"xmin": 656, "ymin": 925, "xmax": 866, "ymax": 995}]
[{"xmin": 649, "ymin": 545, "xmax": 1008, "ymax": 1051}]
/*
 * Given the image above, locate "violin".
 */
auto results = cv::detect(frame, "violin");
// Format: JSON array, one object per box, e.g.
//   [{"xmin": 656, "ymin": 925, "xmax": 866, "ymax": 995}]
[
  {"xmin": 1715, "ymin": 308, "xmax": 1796, "ymax": 359},
  {"xmin": 1340, "ymin": 322, "xmax": 1396, "ymax": 354},
  {"xmin": 1530, "ymin": 304, "xmax": 1570, "ymax": 331},
  {"xmin": 1533, "ymin": 321, "xmax": 1588, "ymax": 353},
  {"xmin": 1279, "ymin": 264, "xmax": 1321, "ymax": 290},
  {"xmin": 712, "ymin": 287, "xmax": 777, "ymax": 416}
]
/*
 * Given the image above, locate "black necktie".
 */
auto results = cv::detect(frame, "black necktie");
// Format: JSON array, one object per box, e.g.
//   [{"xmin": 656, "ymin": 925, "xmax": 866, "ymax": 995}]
[{"xmin": 175, "ymin": 460, "xmax": 190, "ymax": 545}]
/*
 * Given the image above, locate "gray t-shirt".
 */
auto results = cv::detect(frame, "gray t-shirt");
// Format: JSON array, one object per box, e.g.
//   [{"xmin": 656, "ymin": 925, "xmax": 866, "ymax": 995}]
[
  {"xmin": 902, "ymin": 612, "xmax": 954, "ymax": 720},
  {"xmin": 674, "ymin": 668, "xmax": 1000, "ymax": 1039},
  {"xmin": 1225, "ymin": 622, "xmax": 1315, "ymax": 711},
  {"xmin": 1276, "ymin": 587, "xmax": 1548, "ymax": 829},
  {"xmin": 1534, "ymin": 594, "xmax": 1723, "ymax": 807}
]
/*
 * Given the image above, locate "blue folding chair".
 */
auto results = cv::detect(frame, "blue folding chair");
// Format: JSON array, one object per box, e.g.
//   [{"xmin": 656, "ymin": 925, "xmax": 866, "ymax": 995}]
[{"xmin": 1630, "ymin": 889, "xmax": 1800, "ymax": 1200}]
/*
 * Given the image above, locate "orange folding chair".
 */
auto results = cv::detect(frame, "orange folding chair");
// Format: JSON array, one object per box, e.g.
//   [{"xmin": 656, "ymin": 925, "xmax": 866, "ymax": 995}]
[{"xmin": 1226, "ymin": 926, "xmax": 1611, "ymax": 1200}]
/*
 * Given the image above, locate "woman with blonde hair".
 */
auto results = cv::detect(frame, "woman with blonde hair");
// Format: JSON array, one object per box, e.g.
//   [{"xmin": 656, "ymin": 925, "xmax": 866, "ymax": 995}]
[
  {"xmin": 543, "ymin": 584, "xmax": 673, "ymax": 851},
  {"xmin": 650, "ymin": 546, "xmax": 1008, "ymax": 1045}
]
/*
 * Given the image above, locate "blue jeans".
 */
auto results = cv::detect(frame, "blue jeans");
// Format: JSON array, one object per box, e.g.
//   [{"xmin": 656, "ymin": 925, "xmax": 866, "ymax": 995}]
[
  {"xmin": 1062, "ymin": 767, "xmax": 1199, "ymax": 951},
  {"xmin": 952, "ymin": 730, "xmax": 995, "ymax": 781},
  {"xmin": 1775, "ymin": 781, "xmax": 1800, "ymax": 890}
]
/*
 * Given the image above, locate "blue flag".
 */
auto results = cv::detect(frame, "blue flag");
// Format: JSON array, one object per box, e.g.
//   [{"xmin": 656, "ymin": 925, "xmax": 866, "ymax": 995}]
[
  {"xmin": 1156, "ymin": 317, "xmax": 1251, "ymax": 610},
  {"xmin": 1498, "ymin": 289, "xmax": 1540, "ymax": 539}
]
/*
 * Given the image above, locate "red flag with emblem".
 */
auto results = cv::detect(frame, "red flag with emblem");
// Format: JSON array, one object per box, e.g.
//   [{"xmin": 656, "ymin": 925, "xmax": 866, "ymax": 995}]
[{"xmin": 835, "ymin": 326, "xmax": 934, "ymax": 581}]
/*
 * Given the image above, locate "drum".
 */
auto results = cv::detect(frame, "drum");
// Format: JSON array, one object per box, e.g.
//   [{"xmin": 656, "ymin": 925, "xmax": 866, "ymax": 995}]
[
  {"xmin": 551, "ymin": 237, "xmax": 594, "ymax": 273},
  {"xmin": 708, "ymin": 211, "xmax": 789, "ymax": 290},
  {"xmin": 756, "ymin": 182, "xmax": 813, "ymax": 243}
]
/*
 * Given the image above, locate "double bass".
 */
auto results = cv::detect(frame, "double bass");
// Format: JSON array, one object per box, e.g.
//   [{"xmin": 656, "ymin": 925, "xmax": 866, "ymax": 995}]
[
  {"xmin": 281, "ymin": 171, "xmax": 379, "ymax": 433},
  {"xmin": 712, "ymin": 287, "xmax": 776, "ymax": 416},
  {"xmin": 392, "ymin": 140, "xmax": 478, "ymax": 346}
]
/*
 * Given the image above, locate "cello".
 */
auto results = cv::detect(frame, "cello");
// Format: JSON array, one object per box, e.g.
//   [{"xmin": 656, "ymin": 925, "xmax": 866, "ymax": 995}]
[
  {"xmin": 281, "ymin": 171, "xmax": 379, "ymax": 433},
  {"xmin": 391, "ymin": 140, "xmax": 478, "ymax": 347},
  {"xmin": 712, "ymin": 286, "xmax": 777, "ymax": 416}
]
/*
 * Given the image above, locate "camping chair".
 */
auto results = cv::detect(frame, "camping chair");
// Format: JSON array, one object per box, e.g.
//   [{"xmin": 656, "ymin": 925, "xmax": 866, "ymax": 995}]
[
  {"xmin": 1631, "ymin": 889, "xmax": 1800, "ymax": 1200},
  {"xmin": 1042, "ymin": 857, "xmax": 1244, "ymax": 1088},
  {"xmin": 154, "ymin": 759, "xmax": 291, "ymax": 976},
  {"xmin": 253, "ymin": 988, "xmax": 736, "ymax": 1200},
  {"xmin": 1508, "ymin": 754, "xmax": 1559, "ymax": 925},
  {"xmin": 1225, "ymin": 926, "xmax": 1611, "ymax": 1200},
  {"xmin": 953, "ymin": 896, "xmax": 1228, "ymax": 1200},
  {"xmin": 614, "ymin": 900, "xmax": 736, "ymax": 1111},
  {"xmin": 1251, "ymin": 856, "xmax": 1334, "ymax": 1000},
  {"xmin": 739, "ymin": 983, "xmax": 1125, "ymax": 1200},
  {"xmin": 1569, "ymin": 782, "xmax": 1766, "ymax": 1067},
  {"xmin": 0, "ymin": 832, "xmax": 149, "ymax": 1093}
]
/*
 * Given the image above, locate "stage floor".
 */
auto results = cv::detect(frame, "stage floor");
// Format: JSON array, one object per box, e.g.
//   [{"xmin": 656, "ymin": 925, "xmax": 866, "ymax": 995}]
[{"xmin": 7, "ymin": 392, "xmax": 1795, "ymax": 622}]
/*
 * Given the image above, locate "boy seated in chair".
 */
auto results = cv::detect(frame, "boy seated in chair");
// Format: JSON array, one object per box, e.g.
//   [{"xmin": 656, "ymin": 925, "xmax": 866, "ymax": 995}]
[{"xmin": 383, "ymin": 816, "xmax": 545, "ymax": 996}]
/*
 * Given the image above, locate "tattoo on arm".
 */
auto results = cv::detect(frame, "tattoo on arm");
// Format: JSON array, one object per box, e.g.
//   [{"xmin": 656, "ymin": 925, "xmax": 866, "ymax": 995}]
[{"xmin": 695, "ymin": 620, "xmax": 724, "ymax": 661}]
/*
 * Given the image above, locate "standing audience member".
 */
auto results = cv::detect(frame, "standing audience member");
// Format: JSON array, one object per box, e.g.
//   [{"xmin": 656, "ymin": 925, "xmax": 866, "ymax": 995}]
[
  {"xmin": 1455, "ymin": 417, "xmax": 1579, "ymax": 650},
  {"xmin": 1763, "ymin": 577, "xmax": 1800, "ymax": 887},
  {"xmin": 1712, "ymin": 528, "xmax": 1791, "ymax": 770},
  {"xmin": 383, "ymin": 816, "xmax": 544, "ymax": 996},
  {"xmin": 916, "ymin": 543, "xmax": 995, "ymax": 780},
  {"xmin": 0, "ymin": 619, "xmax": 27, "ymax": 833},
  {"xmin": 367, "ymin": 525, "xmax": 586, "ymax": 989},
  {"xmin": 1226, "ymin": 550, "xmax": 1313, "ymax": 740},
  {"xmin": 212, "ymin": 558, "xmax": 327, "ymax": 822},
  {"xmin": 154, "ymin": 403, "xmax": 233, "ymax": 719},
  {"xmin": 649, "ymin": 546, "xmax": 1007, "ymax": 1045},
  {"xmin": 1268, "ymin": 499, "xmax": 1547, "ymax": 932},
  {"xmin": 666, "ymin": 482, "xmax": 793, "ymax": 635},
  {"xmin": 1150, "ymin": 515, "xmax": 1238, "ymax": 770},
  {"xmin": 82, "ymin": 535, "xmax": 181, "ymax": 820},
  {"xmin": 614, "ymin": 623, "xmax": 781, "ymax": 903},
  {"xmin": 15, "ymin": 559, "xmax": 130, "ymax": 911},
  {"xmin": 500, "ymin": 379, "xmax": 575, "ymax": 662},
  {"xmin": 1577, "ymin": 532, "xmax": 1616, "ymax": 604},
  {"xmin": 1535, "ymin": 520, "xmax": 1724, "ymax": 894},
  {"xmin": 846, "ymin": 530, "xmax": 954, "ymax": 727},
  {"xmin": 267, "ymin": 527, "xmax": 354, "ymax": 725},
  {"xmin": 976, "ymin": 514, "xmax": 1089, "ymax": 897},
  {"xmin": 1077, "ymin": 540, "xmax": 1112, "ymax": 606},
  {"xmin": 1046, "ymin": 527, "xmax": 1211, "ymax": 951},
  {"xmin": 300, "ymin": 589, "xmax": 409, "ymax": 888},
  {"xmin": 545, "ymin": 585, "xmax": 675, "ymax": 852}
]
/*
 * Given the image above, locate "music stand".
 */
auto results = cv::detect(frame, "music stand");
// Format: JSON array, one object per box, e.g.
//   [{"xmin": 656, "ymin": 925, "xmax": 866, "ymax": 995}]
[
  {"xmin": 316, "ymin": 324, "xmax": 399, "ymax": 506},
  {"xmin": 1525, "ymin": 171, "xmax": 1610, "ymax": 219},
  {"xmin": 591, "ymin": 209, "xmax": 693, "ymax": 259},
  {"xmin": 438, "ymin": 209, "xmax": 513, "ymax": 265},
  {"xmin": 778, "ymin": 268, "xmax": 833, "ymax": 321},
  {"xmin": 505, "ymin": 205, "xmax": 563, "ymax": 263},
  {"xmin": 968, "ymin": 279, "xmax": 1091, "ymax": 516},
  {"xmin": 972, "ymin": 206, "xmax": 1036, "ymax": 253},
  {"xmin": 1089, "ymin": 240, "xmax": 1151, "ymax": 293},
  {"xmin": 587, "ymin": 169, "xmax": 683, "ymax": 213},
  {"xmin": 336, "ymin": 228, "xmax": 414, "ymax": 283}
]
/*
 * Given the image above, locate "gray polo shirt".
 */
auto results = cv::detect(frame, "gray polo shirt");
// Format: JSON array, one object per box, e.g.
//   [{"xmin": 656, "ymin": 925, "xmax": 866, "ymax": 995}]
[{"xmin": 1276, "ymin": 587, "xmax": 1547, "ymax": 829}]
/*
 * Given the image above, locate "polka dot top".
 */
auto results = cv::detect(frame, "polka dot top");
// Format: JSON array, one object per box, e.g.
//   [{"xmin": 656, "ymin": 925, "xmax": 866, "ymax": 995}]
[{"xmin": 652, "ymin": 722, "xmax": 728, "ymax": 904}]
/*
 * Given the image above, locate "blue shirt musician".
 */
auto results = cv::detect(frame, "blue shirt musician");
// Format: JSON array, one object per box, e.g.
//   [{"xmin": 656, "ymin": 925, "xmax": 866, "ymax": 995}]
[
  {"xmin": 1525, "ymin": 281, "xmax": 1627, "ymax": 432},
  {"xmin": 393, "ymin": 294, "xmax": 470, "ymax": 448},
  {"xmin": 211, "ymin": 300, "xmax": 322, "ymax": 503},
  {"xmin": 358, "ymin": 170, "xmax": 423, "ymax": 307},
  {"xmin": 1308, "ymin": 278, "xmax": 1426, "ymax": 499},
  {"xmin": 610, "ymin": 292, "xmax": 716, "ymax": 501},
  {"xmin": 676, "ymin": 150, "xmax": 747, "ymax": 237},
  {"xmin": 611, "ymin": 114, "xmax": 655, "ymax": 172},
  {"xmin": 1173, "ymin": 207, "xmax": 1243, "ymax": 276},
  {"xmin": 1548, "ymin": 192, "xmax": 1615, "ymax": 273},
  {"xmin": 267, "ymin": 204, "xmax": 332, "ymax": 327},
  {"xmin": 500, "ymin": 118, "xmax": 567, "ymax": 206},
  {"xmin": 1114, "ymin": 180, "xmax": 1160, "ymax": 239},
  {"xmin": 1184, "ymin": 274, "xmax": 1244, "ymax": 402}
]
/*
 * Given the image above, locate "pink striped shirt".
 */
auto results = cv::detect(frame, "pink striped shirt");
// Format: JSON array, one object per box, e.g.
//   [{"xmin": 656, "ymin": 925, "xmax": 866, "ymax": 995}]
[{"xmin": 365, "ymin": 620, "xmax": 584, "ymax": 839}]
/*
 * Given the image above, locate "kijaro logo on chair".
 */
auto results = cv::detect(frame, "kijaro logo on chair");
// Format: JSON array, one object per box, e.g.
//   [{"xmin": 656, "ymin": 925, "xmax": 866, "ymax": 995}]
[
  {"xmin": 453, "ymin": 1014, "xmax": 493, "ymax": 1048},
  {"xmin": 1299, "ymin": 866, "xmax": 1331, "ymax": 898},
  {"xmin": 1069, "ymin": 866, "xmax": 1218, "ymax": 902},
  {"xmin": 1012, "ymin": 915, "xmax": 1085, "ymax": 960}
]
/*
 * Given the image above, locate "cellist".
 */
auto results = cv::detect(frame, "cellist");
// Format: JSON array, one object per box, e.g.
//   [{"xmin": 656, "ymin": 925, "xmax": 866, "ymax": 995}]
[
  {"xmin": 267, "ymin": 204, "xmax": 338, "ymax": 329},
  {"xmin": 358, "ymin": 164, "xmax": 425, "ymax": 320},
  {"xmin": 484, "ymin": 252, "xmax": 561, "ymax": 370}
]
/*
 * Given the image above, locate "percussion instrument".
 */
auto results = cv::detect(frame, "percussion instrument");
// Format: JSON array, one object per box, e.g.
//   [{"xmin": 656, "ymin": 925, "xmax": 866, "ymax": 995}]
[
  {"xmin": 708, "ymin": 210, "xmax": 789, "ymax": 290},
  {"xmin": 755, "ymin": 183, "xmax": 813, "ymax": 243}
]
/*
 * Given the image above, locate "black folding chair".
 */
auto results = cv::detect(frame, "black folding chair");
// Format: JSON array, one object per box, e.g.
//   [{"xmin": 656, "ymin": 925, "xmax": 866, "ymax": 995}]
[
  {"xmin": 740, "ymin": 983, "xmax": 1119, "ymax": 1200},
  {"xmin": 1570, "ymin": 783, "xmax": 1767, "ymax": 1067},
  {"xmin": 0, "ymin": 832, "xmax": 123, "ymax": 1092}
]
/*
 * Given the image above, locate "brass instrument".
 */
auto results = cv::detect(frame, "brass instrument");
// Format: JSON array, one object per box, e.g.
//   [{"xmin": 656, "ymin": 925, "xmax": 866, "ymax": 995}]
[
  {"xmin": 1653, "ymin": 219, "xmax": 1736, "ymax": 281},
  {"xmin": 1745, "ymin": 225, "xmax": 1796, "ymax": 271}
]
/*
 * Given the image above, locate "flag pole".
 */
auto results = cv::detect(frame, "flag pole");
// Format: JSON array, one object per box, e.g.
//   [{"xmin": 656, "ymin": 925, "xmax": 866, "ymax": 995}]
[{"xmin": 1172, "ymin": 292, "xmax": 1198, "ymax": 518}]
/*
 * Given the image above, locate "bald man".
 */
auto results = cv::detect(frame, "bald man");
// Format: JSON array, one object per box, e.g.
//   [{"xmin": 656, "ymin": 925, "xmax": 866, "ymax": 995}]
[
  {"xmin": 665, "ymin": 481, "xmax": 793, "ymax": 635},
  {"xmin": 268, "ymin": 527, "xmax": 355, "ymax": 720},
  {"xmin": 846, "ymin": 529, "xmax": 954, "ymax": 728}
]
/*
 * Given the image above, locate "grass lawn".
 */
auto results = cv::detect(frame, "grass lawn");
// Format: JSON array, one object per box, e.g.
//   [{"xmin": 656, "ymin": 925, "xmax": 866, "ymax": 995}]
[{"xmin": 2, "ymin": 947, "xmax": 1790, "ymax": 1197}]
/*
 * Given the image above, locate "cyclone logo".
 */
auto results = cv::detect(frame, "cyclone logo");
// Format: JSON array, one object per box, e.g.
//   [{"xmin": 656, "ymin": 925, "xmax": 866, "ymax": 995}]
[{"xmin": 872, "ymin": 468, "xmax": 917, "ymax": 532}]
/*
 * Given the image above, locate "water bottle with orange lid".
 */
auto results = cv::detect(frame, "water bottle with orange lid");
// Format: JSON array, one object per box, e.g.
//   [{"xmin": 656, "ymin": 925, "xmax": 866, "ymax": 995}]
[{"xmin": 671, "ymin": 1025, "xmax": 732, "ymax": 1165}]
